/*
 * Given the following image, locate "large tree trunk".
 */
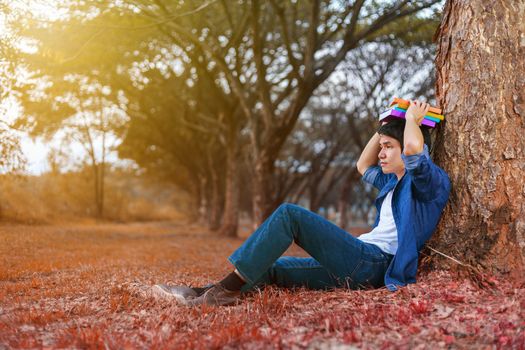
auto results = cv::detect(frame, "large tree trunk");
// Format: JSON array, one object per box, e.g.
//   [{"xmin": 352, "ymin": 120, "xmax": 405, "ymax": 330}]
[
  {"xmin": 308, "ymin": 181, "xmax": 320, "ymax": 213},
  {"xmin": 92, "ymin": 162, "xmax": 104, "ymax": 219},
  {"xmin": 98, "ymin": 160, "xmax": 105, "ymax": 219},
  {"xmin": 208, "ymin": 180, "xmax": 222, "ymax": 231},
  {"xmin": 337, "ymin": 169, "xmax": 359, "ymax": 230},
  {"xmin": 432, "ymin": 0, "xmax": 525, "ymax": 275},
  {"xmin": 197, "ymin": 175, "xmax": 208, "ymax": 225},
  {"xmin": 207, "ymin": 154, "xmax": 222, "ymax": 231},
  {"xmin": 251, "ymin": 152, "xmax": 274, "ymax": 227},
  {"xmin": 219, "ymin": 127, "xmax": 240, "ymax": 237},
  {"xmin": 187, "ymin": 178, "xmax": 201, "ymax": 223}
]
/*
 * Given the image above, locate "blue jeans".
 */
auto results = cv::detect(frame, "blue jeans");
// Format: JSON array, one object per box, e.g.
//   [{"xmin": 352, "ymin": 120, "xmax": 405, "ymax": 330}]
[{"xmin": 228, "ymin": 203, "xmax": 394, "ymax": 291}]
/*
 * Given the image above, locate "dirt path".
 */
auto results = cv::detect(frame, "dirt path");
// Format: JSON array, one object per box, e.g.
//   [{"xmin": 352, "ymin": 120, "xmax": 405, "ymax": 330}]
[{"xmin": 0, "ymin": 222, "xmax": 523, "ymax": 349}]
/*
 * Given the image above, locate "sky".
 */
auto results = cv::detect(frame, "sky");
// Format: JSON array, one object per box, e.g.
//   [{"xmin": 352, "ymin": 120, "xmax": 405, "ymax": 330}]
[{"xmin": 21, "ymin": 137, "xmax": 49, "ymax": 174}]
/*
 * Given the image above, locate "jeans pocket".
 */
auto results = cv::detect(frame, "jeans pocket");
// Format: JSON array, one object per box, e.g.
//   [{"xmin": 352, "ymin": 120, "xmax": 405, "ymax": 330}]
[
  {"xmin": 350, "ymin": 259, "xmax": 387, "ymax": 289},
  {"xmin": 362, "ymin": 243, "xmax": 390, "ymax": 261}
]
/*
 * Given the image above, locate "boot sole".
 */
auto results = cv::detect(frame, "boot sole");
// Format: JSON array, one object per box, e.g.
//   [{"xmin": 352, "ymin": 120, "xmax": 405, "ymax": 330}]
[{"xmin": 151, "ymin": 285, "xmax": 188, "ymax": 304}]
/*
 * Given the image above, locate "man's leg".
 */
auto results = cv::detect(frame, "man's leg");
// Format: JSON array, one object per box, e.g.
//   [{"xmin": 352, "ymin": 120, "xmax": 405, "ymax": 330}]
[
  {"xmin": 181, "ymin": 203, "xmax": 391, "ymax": 306},
  {"xmin": 245, "ymin": 256, "xmax": 339, "ymax": 291},
  {"xmin": 229, "ymin": 203, "xmax": 392, "ymax": 290}
]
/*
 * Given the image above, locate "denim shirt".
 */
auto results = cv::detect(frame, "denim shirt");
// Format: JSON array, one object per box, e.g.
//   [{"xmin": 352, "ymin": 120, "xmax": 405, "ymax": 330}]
[{"xmin": 362, "ymin": 145, "xmax": 451, "ymax": 291}]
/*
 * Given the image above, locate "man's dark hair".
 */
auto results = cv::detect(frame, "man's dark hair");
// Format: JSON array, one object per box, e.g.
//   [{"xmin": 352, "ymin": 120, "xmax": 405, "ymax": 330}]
[{"xmin": 377, "ymin": 119, "xmax": 432, "ymax": 150}]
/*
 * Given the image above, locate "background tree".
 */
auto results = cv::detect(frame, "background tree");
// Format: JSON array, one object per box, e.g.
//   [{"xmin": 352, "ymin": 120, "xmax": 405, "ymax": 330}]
[
  {"xmin": 0, "ymin": 3, "xmax": 26, "ymax": 175},
  {"xmin": 135, "ymin": 0, "xmax": 443, "ymax": 226},
  {"xmin": 9, "ymin": 0, "xmax": 443, "ymax": 235},
  {"xmin": 432, "ymin": 0, "xmax": 525, "ymax": 274},
  {"xmin": 118, "ymin": 69, "xmax": 231, "ymax": 230},
  {"xmin": 99, "ymin": 0, "xmax": 442, "ymax": 233},
  {"xmin": 16, "ymin": 74, "xmax": 127, "ymax": 218},
  {"xmin": 9, "ymin": 2, "xmax": 152, "ymax": 218},
  {"xmin": 277, "ymin": 34, "xmax": 438, "ymax": 228}
]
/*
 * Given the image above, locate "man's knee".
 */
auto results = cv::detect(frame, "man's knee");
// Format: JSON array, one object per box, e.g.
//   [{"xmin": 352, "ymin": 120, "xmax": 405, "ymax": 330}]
[
  {"xmin": 276, "ymin": 202, "xmax": 291, "ymax": 212},
  {"xmin": 276, "ymin": 202, "xmax": 301, "ymax": 215}
]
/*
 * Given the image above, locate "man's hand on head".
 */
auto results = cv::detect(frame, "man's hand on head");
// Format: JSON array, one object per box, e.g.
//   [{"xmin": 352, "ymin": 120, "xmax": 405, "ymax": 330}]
[
  {"xmin": 406, "ymin": 100, "xmax": 430, "ymax": 126},
  {"xmin": 403, "ymin": 100, "xmax": 427, "ymax": 156}
]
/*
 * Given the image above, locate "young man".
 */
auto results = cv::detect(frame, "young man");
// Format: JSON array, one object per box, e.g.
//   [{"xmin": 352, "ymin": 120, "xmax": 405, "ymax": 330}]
[{"xmin": 153, "ymin": 100, "xmax": 451, "ymax": 306}]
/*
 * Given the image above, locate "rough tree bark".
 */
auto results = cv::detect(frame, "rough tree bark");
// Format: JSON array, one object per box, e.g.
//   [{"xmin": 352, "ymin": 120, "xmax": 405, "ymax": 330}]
[{"xmin": 432, "ymin": 0, "xmax": 525, "ymax": 274}]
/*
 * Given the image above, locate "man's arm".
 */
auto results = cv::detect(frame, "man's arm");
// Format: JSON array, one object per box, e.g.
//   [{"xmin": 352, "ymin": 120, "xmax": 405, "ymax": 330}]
[
  {"xmin": 404, "ymin": 100, "xmax": 430, "ymax": 155},
  {"xmin": 401, "ymin": 100, "xmax": 450, "ymax": 202},
  {"xmin": 356, "ymin": 132, "xmax": 381, "ymax": 175}
]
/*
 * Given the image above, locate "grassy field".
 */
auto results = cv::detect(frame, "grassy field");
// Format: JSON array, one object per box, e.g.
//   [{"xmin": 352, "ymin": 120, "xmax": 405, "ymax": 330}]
[{"xmin": 0, "ymin": 222, "xmax": 523, "ymax": 349}]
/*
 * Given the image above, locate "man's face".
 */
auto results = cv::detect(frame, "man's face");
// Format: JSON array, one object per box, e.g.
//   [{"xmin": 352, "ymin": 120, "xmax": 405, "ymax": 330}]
[{"xmin": 378, "ymin": 134, "xmax": 405, "ymax": 177}]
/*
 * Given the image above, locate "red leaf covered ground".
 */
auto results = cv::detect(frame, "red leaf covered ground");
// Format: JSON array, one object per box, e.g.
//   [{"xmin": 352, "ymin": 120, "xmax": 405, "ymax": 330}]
[{"xmin": 0, "ymin": 222, "xmax": 523, "ymax": 349}]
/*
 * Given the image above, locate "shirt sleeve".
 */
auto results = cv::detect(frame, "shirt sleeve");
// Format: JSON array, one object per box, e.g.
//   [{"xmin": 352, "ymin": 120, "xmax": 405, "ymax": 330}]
[
  {"xmin": 401, "ymin": 144, "xmax": 445, "ymax": 202},
  {"xmin": 362, "ymin": 165, "xmax": 390, "ymax": 191}
]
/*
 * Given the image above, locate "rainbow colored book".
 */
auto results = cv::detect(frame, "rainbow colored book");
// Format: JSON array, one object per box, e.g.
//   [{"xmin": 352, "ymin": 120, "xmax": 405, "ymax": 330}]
[
  {"xmin": 391, "ymin": 105, "xmax": 442, "ymax": 123},
  {"xmin": 379, "ymin": 108, "xmax": 437, "ymax": 128},
  {"xmin": 390, "ymin": 97, "xmax": 443, "ymax": 115}
]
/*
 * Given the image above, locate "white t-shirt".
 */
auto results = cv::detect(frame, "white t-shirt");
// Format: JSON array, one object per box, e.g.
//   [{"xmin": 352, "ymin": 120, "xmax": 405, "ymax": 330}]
[{"xmin": 358, "ymin": 189, "xmax": 398, "ymax": 255}]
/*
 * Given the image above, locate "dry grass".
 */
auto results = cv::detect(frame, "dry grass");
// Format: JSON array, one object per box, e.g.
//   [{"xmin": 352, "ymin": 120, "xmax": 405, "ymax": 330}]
[
  {"xmin": 0, "ymin": 222, "xmax": 523, "ymax": 349},
  {"xmin": 0, "ymin": 172, "xmax": 186, "ymax": 223}
]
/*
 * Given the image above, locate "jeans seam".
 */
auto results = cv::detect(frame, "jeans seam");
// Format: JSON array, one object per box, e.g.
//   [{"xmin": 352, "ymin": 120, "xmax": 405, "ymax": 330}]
[
  {"xmin": 227, "ymin": 256, "xmax": 255, "ymax": 285},
  {"xmin": 360, "ymin": 259, "xmax": 389, "ymax": 265},
  {"xmin": 349, "ymin": 259, "xmax": 363, "ymax": 281},
  {"xmin": 350, "ymin": 260, "xmax": 380, "ymax": 288},
  {"xmin": 283, "ymin": 205, "xmax": 295, "ymax": 240},
  {"xmin": 273, "ymin": 266, "xmax": 328, "ymax": 271}
]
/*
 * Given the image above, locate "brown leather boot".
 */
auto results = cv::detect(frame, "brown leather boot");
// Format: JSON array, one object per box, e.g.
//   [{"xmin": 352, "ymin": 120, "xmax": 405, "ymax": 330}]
[{"xmin": 184, "ymin": 284, "xmax": 241, "ymax": 307}]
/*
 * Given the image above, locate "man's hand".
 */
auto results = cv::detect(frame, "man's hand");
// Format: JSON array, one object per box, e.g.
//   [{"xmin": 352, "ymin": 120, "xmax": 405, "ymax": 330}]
[{"xmin": 406, "ymin": 100, "xmax": 430, "ymax": 126}]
